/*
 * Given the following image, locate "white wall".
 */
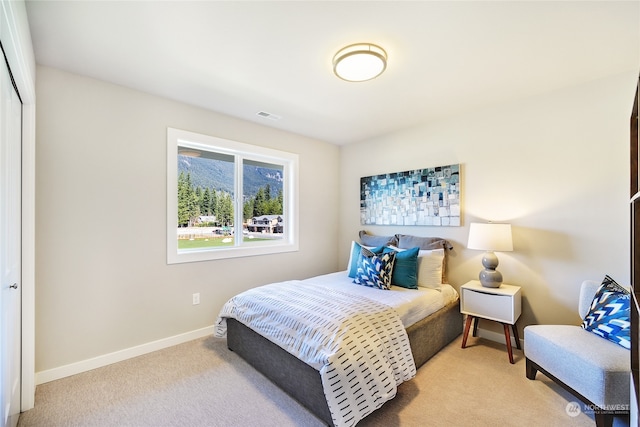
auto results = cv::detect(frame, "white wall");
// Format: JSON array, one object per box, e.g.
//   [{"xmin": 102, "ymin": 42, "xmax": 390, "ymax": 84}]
[
  {"xmin": 339, "ymin": 71, "xmax": 638, "ymax": 335},
  {"xmin": 35, "ymin": 66, "xmax": 340, "ymax": 375},
  {"xmin": 34, "ymin": 65, "xmax": 638, "ymax": 378}
]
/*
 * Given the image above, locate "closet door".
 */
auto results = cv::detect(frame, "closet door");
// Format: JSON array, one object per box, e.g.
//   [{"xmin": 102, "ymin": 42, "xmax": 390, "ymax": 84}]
[{"xmin": 0, "ymin": 51, "xmax": 23, "ymax": 427}]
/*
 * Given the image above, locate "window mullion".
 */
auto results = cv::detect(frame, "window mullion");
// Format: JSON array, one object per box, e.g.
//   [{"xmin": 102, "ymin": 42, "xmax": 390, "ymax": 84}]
[{"xmin": 234, "ymin": 155, "xmax": 243, "ymax": 246}]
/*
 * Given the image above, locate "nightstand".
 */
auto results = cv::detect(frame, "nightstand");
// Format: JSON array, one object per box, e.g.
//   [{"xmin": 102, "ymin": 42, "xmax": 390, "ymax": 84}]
[{"xmin": 460, "ymin": 280, "xmax": 522, "ymax": 363}]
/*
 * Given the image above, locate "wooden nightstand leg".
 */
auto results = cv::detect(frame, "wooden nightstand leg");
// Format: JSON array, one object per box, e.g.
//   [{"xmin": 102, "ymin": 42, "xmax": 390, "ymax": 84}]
[
  {"xmin": 472, "ymin": 317, "xmax": 479, "ymax": 337},
  {"xmin": 512, "ymin": 324, "xmax": 521, "ymax": 350},
  {"xmin": 461, "ymin": 315, "xmax": 474, "ymax": 348},
  {"xmin": 503, "ymin": 323, "xmax": 514, "ymax": 364}
]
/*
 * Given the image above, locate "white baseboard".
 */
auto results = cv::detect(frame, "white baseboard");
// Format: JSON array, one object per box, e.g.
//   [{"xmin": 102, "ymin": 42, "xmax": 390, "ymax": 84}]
[
  {"xmin": 475, "ymin": 327, "xmax": 524, "ymax": 350},
  {"xmin": 34, "ymin": 323, "xmax": 521, "ymax": 385},
  {"xmin": 35, "ymin": 325, "xmax": 215, "ymax": 385}
]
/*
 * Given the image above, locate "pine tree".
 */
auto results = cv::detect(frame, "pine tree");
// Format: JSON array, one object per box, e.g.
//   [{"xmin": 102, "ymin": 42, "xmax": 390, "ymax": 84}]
[
  {"xmin": 210, "ymin": 189, "xmax": 218, "ymax": 224},
  {"xmin": 202, "ymin": 188, "xmax": 212, "ymax": 216},
  {"xmin": 253, "ymin": 187, "xmax": 265, "ymax": 217},
  {"xmin": 177, "ymin": 172, "xmax": 192, "ymax": 227},
  {"xmin": 243, "ymin": 199, "xmax": 253, "ymax": 221}
]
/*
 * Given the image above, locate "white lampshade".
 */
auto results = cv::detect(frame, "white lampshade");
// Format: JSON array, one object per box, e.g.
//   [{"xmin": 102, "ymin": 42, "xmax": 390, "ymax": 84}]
[
  {"xmin": 333, "ymin": 43, "xmax": 387, "ymax": 82},
  {"xmin": 467, "ymin": 222, "xmax": 513, "ymax": 288},
  {"xmin": 467, "ymin": 223, "xmax": 513, "ymax": 252}
]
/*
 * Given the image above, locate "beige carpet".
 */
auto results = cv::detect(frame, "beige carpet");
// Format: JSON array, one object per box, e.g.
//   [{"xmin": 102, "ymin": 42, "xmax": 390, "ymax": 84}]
[{"xmin": 18, "ymin": 335, "xmax": 629, "ymax": 426}]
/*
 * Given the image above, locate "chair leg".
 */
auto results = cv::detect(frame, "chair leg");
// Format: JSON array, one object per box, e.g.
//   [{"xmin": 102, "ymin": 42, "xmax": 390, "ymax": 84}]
[
  {"xmin": 594, "ymin": 411, "xmax": 613, "ymax": 427},
  {"xmin": 525, "ymin": 358, "xmax": 537, "ymax": 380}
]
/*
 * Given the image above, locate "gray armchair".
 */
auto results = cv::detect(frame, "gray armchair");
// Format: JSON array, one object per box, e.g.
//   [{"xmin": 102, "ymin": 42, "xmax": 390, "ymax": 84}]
[{"xmin": 524, "ymin": 280, "xmax": 630, "ymax": 427}]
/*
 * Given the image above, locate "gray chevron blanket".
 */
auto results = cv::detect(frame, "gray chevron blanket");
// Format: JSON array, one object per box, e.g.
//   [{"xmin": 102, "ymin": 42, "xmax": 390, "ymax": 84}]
[{"xmin": 215, "ymin": 280, "xmax": 416, "ymax": 427}]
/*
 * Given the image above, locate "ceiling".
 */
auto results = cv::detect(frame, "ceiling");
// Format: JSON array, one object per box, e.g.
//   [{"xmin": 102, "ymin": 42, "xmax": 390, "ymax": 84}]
[{"xmin": 24, "ymin": 1, "xmax": 639, "ymax": 145}]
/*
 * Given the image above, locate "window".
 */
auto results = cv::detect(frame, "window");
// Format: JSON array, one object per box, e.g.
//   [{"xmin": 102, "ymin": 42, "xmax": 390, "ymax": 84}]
[{"xmin": 167, "ymin": 128, "xmax": 298, "ymax": 263}]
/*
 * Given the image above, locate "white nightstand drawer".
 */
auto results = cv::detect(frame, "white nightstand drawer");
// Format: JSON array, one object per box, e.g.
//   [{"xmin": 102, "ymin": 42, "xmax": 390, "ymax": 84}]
[
  {"xmin": 460, "ymin": 280, "xmax": 522, "ymax": 324},
  {"xmin": 462, "ymin": 288, "xmax": 513, "ymax": 322}
]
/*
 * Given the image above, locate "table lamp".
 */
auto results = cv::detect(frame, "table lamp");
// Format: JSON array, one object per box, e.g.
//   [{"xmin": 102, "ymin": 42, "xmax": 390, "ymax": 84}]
[{"xmin": 467, "ymin": 222, "xmax": 513, "ymax": 288}]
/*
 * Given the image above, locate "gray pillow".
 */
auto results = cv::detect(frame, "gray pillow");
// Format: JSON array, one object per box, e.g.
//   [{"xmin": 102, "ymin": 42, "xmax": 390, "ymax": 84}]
[
  {"xmin": 395, "ymin": 234, "xmax": 453, "ymax": 251},
  {"xmin": 358, "ymin": 230, "xmax": 398, "ymax": 247}
]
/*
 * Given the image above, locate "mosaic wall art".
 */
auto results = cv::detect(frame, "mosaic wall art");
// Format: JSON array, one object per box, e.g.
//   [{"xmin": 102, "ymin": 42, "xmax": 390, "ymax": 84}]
[{"xmin": 360, "ymin": 164, "xmax": 461, "ymax": 226}]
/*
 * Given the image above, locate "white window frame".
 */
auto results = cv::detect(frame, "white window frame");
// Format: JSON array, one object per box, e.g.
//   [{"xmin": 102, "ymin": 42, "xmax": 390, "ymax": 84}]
[{"xmin": 167, "ymin": 128, "xmax": 299, "ymax": 264}]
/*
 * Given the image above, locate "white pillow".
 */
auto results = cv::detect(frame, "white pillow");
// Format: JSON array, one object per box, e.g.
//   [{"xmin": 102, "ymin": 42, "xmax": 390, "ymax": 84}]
[{"xmin": 417, "ymin": 249, "xmax": 445, "ymax": 289}]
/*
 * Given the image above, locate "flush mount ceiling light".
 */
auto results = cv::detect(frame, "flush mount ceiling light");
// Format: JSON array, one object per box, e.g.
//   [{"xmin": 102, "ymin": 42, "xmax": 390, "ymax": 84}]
[{"xmin": 333, "ymin": 43, "xmax": 387, "ymax": 82}]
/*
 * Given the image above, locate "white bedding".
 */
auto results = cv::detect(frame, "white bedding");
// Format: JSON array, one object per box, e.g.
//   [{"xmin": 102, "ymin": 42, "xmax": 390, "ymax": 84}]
[
  {"xmin": 215, "ymin": 279, "xmax": 416, "ymax": 427},
  {"xmin": 299, "ymin": 270, "xmax": 459, "ymax": 328}
]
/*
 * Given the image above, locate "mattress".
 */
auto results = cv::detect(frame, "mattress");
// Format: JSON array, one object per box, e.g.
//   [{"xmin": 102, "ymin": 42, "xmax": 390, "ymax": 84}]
[{"xmin": 298, "ymin": 270, "xmax": 459, "ymax": 328}]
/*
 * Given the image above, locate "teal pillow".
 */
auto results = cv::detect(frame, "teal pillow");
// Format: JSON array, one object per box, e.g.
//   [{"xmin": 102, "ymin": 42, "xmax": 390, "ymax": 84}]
[
  {"xmin": 383, "ymin": 246, "xmax": 420, "ymax": 289},
  {"xmin": 347, "ymin": 242, "xmax": 384, "ymax": 278},
  {"xmin": 347, "ymin": 242, "xmax": 364, "ymax": 278}
]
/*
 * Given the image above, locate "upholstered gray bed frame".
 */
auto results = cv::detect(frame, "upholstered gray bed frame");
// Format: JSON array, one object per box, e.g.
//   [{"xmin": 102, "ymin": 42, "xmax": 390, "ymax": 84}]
[{"xmin": 226, "ymin": 298, "xmax": 462, "ymax": 426}]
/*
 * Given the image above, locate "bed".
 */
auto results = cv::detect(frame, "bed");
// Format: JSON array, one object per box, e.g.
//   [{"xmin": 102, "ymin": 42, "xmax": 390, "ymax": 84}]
[{"xmin": 214, "ymin": 233, "xmax": 462, "ymax": 427}]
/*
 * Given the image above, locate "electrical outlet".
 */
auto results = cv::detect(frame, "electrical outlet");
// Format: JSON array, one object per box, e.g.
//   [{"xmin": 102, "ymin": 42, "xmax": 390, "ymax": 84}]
[{"xmin": 192, "ymin": 293, "xmax": 200, "ymax": 305}]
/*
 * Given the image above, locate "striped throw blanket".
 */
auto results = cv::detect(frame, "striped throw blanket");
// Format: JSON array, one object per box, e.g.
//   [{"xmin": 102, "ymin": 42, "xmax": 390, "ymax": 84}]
[{"xmin": 214, "ymin": 280, "xmax": 416, "ymax": 427}]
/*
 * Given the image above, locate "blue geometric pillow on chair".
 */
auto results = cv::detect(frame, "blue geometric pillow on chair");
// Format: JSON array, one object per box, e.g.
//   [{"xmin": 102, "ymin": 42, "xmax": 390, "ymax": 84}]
[
  {"xmin": 353, "ymin": 247, "xmax": 396, "ymax": 290},
  {"xmin": 581, "ymin": 275, "xmax": 631, "ymax": 349}
]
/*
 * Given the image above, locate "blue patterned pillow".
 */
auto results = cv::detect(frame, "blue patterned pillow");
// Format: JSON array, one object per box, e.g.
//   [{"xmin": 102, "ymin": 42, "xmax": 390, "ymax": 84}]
[
  {"xmin": 581, "ymin": 275, "xmax": 630, "ymax": 350},
  {"xmin": 353, "ymin": 247, "xmax": 396, "ymax": 290}
]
